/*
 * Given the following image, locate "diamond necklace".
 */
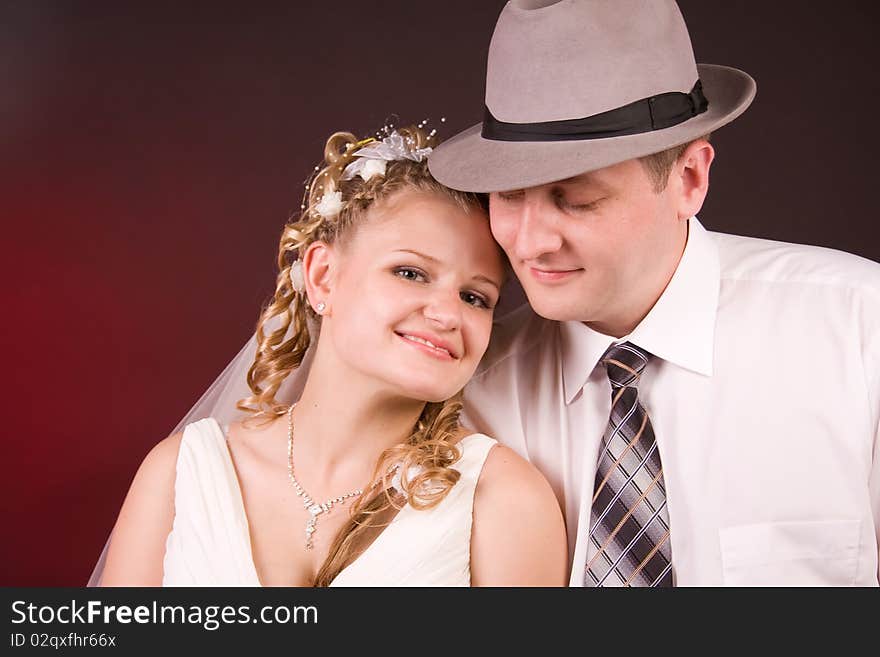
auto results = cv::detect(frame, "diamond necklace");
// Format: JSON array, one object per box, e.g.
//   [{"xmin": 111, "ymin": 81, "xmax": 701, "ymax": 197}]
[{"xmin": 286, "ymin": 405, "xmax": 364, "ymax": 550}]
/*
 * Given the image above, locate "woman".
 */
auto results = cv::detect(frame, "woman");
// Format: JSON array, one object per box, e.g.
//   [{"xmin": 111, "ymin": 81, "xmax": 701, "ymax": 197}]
[{"xmin": 96, "ymin": 124, "xmax": 567, "ymax": 586}]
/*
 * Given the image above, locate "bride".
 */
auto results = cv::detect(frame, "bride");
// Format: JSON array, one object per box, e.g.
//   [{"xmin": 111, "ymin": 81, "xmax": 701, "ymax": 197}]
[{"xmin": 96, "ymin": 124, "xmax": 567, "ymax": 586}]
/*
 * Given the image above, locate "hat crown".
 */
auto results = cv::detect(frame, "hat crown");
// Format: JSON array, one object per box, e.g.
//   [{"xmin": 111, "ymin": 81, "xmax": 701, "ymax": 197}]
[{"xmin": 486, "ymin": 0, "xmax": 699, "ymax": 123}]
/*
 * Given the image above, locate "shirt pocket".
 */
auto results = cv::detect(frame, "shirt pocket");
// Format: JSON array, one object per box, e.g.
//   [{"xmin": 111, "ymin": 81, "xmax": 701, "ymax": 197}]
[{"xmin": 719, "ymin": 519, "xmax": 861, "ymax": 586}]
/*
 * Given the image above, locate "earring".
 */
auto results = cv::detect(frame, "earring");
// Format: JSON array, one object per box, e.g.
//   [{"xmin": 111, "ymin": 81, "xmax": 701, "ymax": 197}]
[{"xmin": 315, "ymin": 302, "xmax": 326, "ymax": 313}]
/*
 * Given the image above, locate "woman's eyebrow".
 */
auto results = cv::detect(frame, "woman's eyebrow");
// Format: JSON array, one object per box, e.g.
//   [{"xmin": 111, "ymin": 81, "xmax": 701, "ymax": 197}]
[
  {"xmin": 393, "ymin": 249, "xmax": 500, "ymax": 292},
  {"xmin": 474, "ymin": 275, "xmax": 501, "ymax": 293},
  {"xmin": 393, "ymin": 248, "xmax": 440, "ymax": 263}
]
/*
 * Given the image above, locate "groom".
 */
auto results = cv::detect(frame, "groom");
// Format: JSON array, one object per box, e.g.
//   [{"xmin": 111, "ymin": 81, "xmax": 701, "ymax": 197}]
[{"xmin": 429, "ymin": 0, "xmax": 880, "ymax": 586}]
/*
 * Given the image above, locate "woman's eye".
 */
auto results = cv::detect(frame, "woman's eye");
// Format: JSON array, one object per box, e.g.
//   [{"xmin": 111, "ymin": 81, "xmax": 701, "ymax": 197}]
[
  {"xmin": 393, "ymin": 267, "xmax": 426, "ymax": 282},
  {"xmin": 460, "ymin": 291, "xmax": 491, "ymax": 309}
]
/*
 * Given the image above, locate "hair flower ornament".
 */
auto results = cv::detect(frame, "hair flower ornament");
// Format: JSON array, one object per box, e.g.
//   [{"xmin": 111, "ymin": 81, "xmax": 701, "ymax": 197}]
[
  {"xmin": 289, "ymin": 259, "xmax": 305, "ymax": 293},
  {"xmin": 342, "ymin": 130, "xmax": 433, "ymax": 182},
  {"xmin": 313, "ymin": 189, "xmax": 343, "ymax": 219},
  {"xmin": 389, "ymin": 462, "xmax": 445, "ymax": 504},
  {"xmin": 389, "ymin": 464, "xmax": 414, "ymax": 497},
  {"xmin": 356, "ymin": 158, "xmax": 388, "ymax": 182}
]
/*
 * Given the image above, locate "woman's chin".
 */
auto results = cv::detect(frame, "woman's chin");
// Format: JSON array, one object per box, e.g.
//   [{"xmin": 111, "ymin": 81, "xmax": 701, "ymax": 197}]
[{"xmin": 391, "ymin": 380, "xmax": 461, "ymax": 405}]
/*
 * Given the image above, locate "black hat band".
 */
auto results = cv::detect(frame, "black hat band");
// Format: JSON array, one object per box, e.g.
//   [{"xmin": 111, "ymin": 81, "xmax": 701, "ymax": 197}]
[{"xmin": 482, "ymin": 80, "xmax": 708, "ymax": 142}]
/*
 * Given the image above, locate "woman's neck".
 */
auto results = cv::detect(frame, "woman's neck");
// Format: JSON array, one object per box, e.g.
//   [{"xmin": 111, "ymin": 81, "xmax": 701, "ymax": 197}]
[{"xmin": 290, "ymin": 340, "xmax": 426, "ymax": 488}]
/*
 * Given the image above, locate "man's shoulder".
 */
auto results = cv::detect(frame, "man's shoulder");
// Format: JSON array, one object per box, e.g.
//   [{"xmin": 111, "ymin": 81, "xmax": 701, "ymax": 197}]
[
  {"xmin": 463, "ymin": 304, "xmax": 564, "ymax": 447},
  {"xmin": 709, "ymin": 229, "xmax": 880, "ymax": 295},
  {"xmin": 475, "ymin": 303, "xmax": 559, "ymax": 378}
]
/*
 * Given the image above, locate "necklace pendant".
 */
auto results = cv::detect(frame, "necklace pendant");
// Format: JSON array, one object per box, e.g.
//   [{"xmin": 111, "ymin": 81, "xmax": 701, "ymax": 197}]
[
  {"xmin": 288, "ymin": 405, "xmax": 365, "ymax": 553},
  {"xmin": 305, "ymin": 517, "xmax": 317, "ymax": 550}
]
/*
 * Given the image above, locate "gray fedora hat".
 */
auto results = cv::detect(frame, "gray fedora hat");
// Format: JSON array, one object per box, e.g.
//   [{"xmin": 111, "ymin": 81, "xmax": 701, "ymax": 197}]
[{"xmin": 429, "ymin": 0, "xmax": 756, "ymax": 192}]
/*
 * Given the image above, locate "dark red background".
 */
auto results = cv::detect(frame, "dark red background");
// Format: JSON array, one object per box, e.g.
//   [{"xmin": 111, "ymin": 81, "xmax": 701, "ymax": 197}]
[{"xmin": 3, "ymin": 1, "xmax": 878, "ymax": 585}]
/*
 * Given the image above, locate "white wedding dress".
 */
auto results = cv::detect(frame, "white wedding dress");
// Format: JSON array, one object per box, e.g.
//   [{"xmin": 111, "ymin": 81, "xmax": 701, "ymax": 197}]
[{"xmin": 162, "ymin": 418, "xmax": 496, "ymax": 586}]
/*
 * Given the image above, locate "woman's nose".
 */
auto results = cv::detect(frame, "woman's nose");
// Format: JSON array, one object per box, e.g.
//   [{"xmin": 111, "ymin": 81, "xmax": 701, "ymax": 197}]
[{"xmin": 423, "ymin": 289, "xmax": 462, "ymax": 330}]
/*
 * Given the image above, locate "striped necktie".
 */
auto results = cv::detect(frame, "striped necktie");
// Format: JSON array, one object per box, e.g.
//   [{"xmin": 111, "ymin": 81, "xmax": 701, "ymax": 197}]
[{"xmin": 584, "ymin": 342, "xmax": 674, "ymax": 587}]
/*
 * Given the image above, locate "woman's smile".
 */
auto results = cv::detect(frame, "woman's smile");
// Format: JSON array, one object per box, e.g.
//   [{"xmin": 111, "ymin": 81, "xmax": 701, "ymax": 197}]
[{"xmin": 395, "ymin": 330, "xmax": 459, "ymax": 360}]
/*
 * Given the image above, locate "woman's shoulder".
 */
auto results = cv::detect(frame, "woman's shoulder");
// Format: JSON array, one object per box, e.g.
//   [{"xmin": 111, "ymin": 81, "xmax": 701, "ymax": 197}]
[
  {"xmin": 474, "ymin": 439, "xmax": 554, "ymax": 506},
  {"xmin": 136, "ymin": 415, "xmax": 229, "ymax": 485},
  {"xmin": 455, "ymin": 426, "xmax": 532, "ymax": 482},
  {"xmin": 455, "ymin": 426, "xmax": 558, "ymax": 515},
  {"xmin": 139, "ymin": 430, "xmax": 185, "ymax": 478}
]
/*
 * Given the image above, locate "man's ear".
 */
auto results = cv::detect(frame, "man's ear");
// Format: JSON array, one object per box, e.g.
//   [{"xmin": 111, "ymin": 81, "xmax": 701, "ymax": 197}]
[
  {"xmin": 302, "ymin": 240, "xmax": 335, "ymax": 315},
  {"xmin": 671, "ymin": 138, "xmax": 715, "ymax": 221}
]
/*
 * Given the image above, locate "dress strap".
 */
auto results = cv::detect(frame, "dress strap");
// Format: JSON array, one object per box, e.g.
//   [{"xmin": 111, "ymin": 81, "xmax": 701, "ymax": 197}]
[
  {"xmin": 162, "ymin": 418, "xmax": 260, "ymax": 586},
  {"xmin": 453, "ymin": 433, "xmax": 497, "ymax": 485}
]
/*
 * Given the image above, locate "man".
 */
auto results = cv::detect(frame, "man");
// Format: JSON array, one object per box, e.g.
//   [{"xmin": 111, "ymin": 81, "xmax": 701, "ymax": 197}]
[{"xmin": 429, "ymin": 0, "xmax": 880, "ymax": 586}]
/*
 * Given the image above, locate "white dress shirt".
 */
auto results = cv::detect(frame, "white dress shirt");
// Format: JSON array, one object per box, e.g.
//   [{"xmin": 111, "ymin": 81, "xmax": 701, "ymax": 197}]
[{"xmin": 463, "ymin": 218, "xmax": 880, "ymax": 586}]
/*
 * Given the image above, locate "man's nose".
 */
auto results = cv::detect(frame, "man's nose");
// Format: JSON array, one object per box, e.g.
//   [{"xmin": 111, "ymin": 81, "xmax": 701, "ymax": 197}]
[{"xmin": 512, "ymin": 197, "xmax": 563, "ymax": 262}]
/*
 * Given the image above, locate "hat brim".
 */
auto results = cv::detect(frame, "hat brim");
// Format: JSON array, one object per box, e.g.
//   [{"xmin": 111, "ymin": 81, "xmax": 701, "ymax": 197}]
[{"xmin": 428, "ymin": 64, "xmax": 756, "ymax": 193}]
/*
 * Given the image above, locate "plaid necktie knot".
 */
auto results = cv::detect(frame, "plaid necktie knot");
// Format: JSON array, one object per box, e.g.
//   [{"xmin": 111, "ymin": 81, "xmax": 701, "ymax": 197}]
[
  {"xmin": 584, "ymin": 341, "xmax": 674, "ymax": 587},
  {"xmin": 603, "ymin": 342, "xmax": 650, "ymax": 388}
]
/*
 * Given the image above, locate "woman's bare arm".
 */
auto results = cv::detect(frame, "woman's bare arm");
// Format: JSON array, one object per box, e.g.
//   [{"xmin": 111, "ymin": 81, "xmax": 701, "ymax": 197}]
[{"xmin": 99, "ymin": 433, "xmax": 182, "ymax": 586}]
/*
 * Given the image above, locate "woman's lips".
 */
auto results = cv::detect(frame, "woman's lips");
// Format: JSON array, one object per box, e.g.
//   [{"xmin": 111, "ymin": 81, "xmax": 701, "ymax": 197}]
[{"xmin": 395, "ymin": 332, "xmax": 457, "ymax": 361}]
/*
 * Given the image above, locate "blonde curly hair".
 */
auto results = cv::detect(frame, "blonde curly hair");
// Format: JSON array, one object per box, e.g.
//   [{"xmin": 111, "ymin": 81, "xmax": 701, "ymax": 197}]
[{"xmin": 236, "ymin": 124, "xmax": 491, "ymax": 585}]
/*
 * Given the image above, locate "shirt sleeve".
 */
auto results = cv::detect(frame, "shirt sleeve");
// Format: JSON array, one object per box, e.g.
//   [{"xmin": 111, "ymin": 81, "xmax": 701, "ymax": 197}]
[
  {"xmin": 871, "ymin": 414, "xmax": 880, "ymax": 582},
  {"xmin": 860, "ymin": 272, "xmax": 880, "ymax": 582}
]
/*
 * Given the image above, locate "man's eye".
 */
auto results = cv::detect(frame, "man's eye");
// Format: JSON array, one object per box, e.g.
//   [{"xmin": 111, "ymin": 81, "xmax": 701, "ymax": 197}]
[
  {"xmin": 393, "ymin": 267, "xmax": 426, "ymax": 282},
  {"xmin": 567, "ymin": 202, "xmax": 599, "ymax": 211},
  {"xmin": 555, "ymin": 193, "xmax": 602, "ymax": 212},
  {"xmin": 496, "ymin": 190, "xmax": 524, "ymax": 202}
]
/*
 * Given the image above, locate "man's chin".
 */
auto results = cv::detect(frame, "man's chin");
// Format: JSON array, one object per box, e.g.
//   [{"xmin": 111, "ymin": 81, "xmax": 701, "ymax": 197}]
[{"xmin": 522, "ymin": 295, "xmax": 590, "ymax": 323}]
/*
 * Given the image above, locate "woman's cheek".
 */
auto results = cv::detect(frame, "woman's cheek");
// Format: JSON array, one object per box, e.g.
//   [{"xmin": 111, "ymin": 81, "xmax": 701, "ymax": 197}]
[{"xmin": 468, "ymin": 313, "xmax": 494, "ymax": 358}]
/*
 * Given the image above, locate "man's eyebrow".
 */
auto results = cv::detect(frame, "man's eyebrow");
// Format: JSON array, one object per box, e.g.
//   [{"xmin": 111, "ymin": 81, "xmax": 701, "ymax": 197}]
[{"xmin": 393, "ymin": 249, "xmax": 501, "ymax": 292}]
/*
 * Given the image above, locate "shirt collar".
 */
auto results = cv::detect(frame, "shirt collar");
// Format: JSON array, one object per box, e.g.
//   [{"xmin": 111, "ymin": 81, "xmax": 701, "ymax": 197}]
[{"xmin": 560, "ymin": 217, "xmax": 720, "ymax": 404}]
